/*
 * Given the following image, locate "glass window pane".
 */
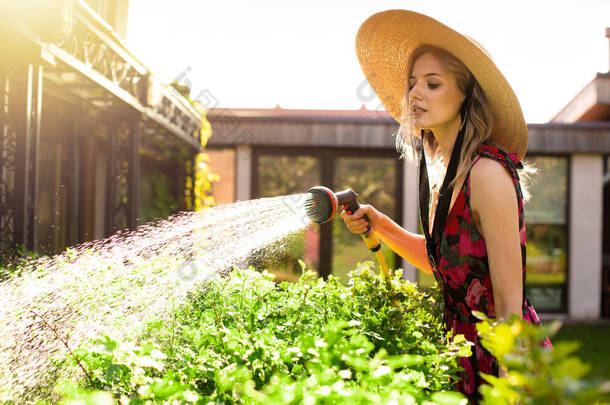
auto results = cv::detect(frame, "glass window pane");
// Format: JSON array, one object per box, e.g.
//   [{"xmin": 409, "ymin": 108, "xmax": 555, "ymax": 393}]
[
  {"xmin": 525, "ymin": 156, "xmax": 568, "ymax": 312},
  {"xmin": 258, "ymin": 155, "xmax": 320, "ymax": 198},
  {"xmin": 332, "ymin": 157, "xmax": 396, "ymax": 284},
  {"xmin": 526, "ymin": 157, "xmax": 567, "ymax": 225},
  {"xmin": 254, "ymin": 155, "xmax": 320, "ymax": 280}
]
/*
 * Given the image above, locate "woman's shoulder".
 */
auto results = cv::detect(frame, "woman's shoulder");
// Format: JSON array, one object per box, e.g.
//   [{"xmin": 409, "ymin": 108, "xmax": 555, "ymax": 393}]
[
  {"xmin": 469, "ymin": 155, "xmax": 521, "ymax": 229},
  {"xmin": 469, "ymin": 145, "xmax": 522, "ymax": 213},
  {"xmin": 470, "ymin": 154, "xmax": 514, "ymax": 192}
]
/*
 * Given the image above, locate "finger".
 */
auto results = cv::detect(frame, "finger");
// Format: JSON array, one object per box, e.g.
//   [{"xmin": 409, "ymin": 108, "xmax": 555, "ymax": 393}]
[
  {"xmin": 342, "ymin": 209, "xmax": 357, "ymax": 220},
  {"xmin": 352, "ymin": 208, "xmax": 364, "ymax": 219},
  {"xmin": 342, "ymin": 213, "xmax": 355, "ymax": 224}
]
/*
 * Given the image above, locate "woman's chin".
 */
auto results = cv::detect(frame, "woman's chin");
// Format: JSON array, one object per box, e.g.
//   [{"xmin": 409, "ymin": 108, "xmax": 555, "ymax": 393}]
[{"xmin": 413, "ymin": 122, "xmax": 428, "ymax": 131}]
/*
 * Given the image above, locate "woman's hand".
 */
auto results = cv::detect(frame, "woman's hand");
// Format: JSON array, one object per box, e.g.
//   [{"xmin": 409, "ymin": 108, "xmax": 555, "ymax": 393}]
[
  {"xmin": 340, "ymin": 204, "xmax": 384, "ymax": 235},
  {"xmin": 341, "ymin": 205, "xmax": 433, "ymax": 274}
]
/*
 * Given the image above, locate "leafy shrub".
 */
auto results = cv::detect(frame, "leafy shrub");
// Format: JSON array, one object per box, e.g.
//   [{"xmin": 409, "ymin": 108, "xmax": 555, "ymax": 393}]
[
  {"xmin": 474, "ymin": 312, "xmax": 610, "ymax": 404},
  {"xmin": 0, "ymin": 244, "xmax": 40, "ymax": 281},
  {"xmin": 8, "ymin": 256, "xmax": 607, "ymax": 404},
  {"xmin": 62, "ymin": 262, "xmax": 471, "ymax": 404}
]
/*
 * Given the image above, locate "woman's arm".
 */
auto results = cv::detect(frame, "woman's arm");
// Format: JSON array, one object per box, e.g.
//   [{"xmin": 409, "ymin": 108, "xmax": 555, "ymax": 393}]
[
  {"xmin": 470, "ymin": 158, "xmax": 523, "ymax": 323},
  {"xmin": 341, "ymin": 205, "xmax": 434, "ymax": 274},
  {"xmin": 471, "ymin": 158, "xmax": 525, "ymax": 379}
]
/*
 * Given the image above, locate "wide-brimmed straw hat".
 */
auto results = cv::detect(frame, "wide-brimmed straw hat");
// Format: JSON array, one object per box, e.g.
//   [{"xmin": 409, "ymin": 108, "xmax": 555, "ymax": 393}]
[{"xmin": 355, "ymin": 9, "xmax": 528, "ymax": 160}]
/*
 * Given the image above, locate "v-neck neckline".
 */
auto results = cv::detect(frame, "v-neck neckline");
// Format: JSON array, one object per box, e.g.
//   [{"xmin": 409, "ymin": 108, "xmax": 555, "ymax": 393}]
[{"xmin": 428, "ymin": 184, "xmax": 462, "ymax": 236}]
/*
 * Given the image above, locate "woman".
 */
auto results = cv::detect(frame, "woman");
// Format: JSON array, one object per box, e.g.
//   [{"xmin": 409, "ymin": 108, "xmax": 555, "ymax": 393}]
[{"xmin": 342, "ymin": 10, "xmax": 553, "ymax": 402}]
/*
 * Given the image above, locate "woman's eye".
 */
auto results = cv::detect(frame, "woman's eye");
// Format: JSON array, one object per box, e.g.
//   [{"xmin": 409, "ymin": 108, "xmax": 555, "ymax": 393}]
[{"xmin": 427, "ymin": 83, "xmax": 439, "ymax": 89}]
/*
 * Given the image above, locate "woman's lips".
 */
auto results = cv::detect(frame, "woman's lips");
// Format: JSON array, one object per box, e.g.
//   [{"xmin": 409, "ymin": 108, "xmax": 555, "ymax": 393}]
[{"xmin": 413, "ymin": 105, "xmax": 427, "ymax": 116}]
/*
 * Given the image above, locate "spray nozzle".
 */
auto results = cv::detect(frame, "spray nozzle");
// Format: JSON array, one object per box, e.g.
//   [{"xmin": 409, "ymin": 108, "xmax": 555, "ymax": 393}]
[{"xmin": 305, "ymin": 186, "xmax": 371, "ymax": 234}]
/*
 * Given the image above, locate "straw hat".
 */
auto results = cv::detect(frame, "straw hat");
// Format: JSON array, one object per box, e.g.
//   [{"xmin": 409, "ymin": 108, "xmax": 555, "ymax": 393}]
[{"xmin": 355, "ymin": 9, "xmax": 528, "ymax": 160}]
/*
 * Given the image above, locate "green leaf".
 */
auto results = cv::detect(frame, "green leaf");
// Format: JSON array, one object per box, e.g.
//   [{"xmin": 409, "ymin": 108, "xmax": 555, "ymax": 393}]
[{"xmin": 429, "ymin": 390, "xmax": 468, "ymax": 404}]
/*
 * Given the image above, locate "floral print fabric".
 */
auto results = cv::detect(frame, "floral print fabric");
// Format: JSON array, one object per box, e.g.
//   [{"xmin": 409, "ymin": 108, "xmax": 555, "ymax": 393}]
[{"xmin": 429, "ymin": 145, "xmax": 553, "ymax": 402}]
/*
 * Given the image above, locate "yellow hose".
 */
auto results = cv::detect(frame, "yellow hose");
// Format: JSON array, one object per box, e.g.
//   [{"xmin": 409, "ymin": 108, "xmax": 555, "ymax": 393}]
[
  {"xmin": 373, "ymin": 249, "xmax": 391, "ymax": 280},
  {"xmin": 359, "ymin": 232, "xmax": 390, "ymax": 281},
  {"xmin": 358, "ymin": 230, "xmax": 400, "ymax": 306}
]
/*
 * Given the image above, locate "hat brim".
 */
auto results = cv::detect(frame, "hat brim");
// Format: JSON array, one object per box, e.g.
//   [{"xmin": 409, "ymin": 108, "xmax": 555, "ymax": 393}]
[{"xmin": 355, "ymin": 9, "xmax": 528, "ymax": 160}]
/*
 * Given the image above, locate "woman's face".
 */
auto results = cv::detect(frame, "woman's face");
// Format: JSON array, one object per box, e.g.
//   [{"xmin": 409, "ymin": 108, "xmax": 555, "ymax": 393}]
[{"xmin": 408, "ymin": 52, "xmax": 466, "ymax": 133}]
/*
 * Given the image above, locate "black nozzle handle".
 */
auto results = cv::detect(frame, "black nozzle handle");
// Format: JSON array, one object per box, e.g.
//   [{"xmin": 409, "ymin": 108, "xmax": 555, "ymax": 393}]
[
  {"xmin": 335, "ymin": 188, "xmax": 382, "ymax": 252},
  {"xmin": 335, "ymin": 189, "xmax": 373, "ymax": 236}
]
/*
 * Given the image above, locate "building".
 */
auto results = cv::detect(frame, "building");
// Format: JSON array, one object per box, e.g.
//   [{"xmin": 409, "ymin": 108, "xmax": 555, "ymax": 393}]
[
  {"xmin": 550, "ymin": 27, "xmax": 610, "ymax": 320},
  {"xmin": 205, "ymin": 30, "xmax": 610, "ymax": 321},
  {"xmin": 0, "ymin": 0, "xmax": 204, "ymax": 256}
]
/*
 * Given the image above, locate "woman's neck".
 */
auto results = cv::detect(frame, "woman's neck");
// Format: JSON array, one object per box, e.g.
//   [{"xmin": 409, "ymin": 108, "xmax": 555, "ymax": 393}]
[{"xmin": 431, "ymin": 116, "xmax": 462, "ymax": 166}]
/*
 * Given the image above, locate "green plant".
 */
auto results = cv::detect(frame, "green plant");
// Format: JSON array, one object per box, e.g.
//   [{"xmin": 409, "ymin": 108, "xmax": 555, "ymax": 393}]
[
  {"xmin": 554, "ymin": 323, "xmax": 610, "ymax": 381},
  {"xmin": 9, "ymin": 251, "xmax": 607, "ymax": 404},
  {"xmin": 0, "ymin": 244, "xmax": 40, "ymax": 281},
  {"xmin": 474, "ymin": 312, "xmax": 609, "ymax": 404},
  {"xmin": 63, "ymin": 262, "xmax": 470, "ymax": 403}
]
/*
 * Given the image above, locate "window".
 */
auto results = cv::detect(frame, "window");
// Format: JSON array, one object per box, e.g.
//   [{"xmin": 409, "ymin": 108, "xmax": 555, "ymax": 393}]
[
  {"xmin": 332, "ymin": 157, "xmax": 397, "ymax": 284},
  {"xmin": 254, "ymin": 154, "xmax": 320, "ymax": 280},
  {"xmin": 524, "ymin": 156, "xmax": 568, "ymax": 312},
  {"xmin": 36, "ymin": 137, "xmax": 73, "ymax": 255}
]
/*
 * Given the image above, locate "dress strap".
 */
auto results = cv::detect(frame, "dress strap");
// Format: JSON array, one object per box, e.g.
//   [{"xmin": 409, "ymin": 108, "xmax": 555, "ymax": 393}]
[{"xmin": 477, "ymin": 145, "xmax": 523, "ymax": 173}]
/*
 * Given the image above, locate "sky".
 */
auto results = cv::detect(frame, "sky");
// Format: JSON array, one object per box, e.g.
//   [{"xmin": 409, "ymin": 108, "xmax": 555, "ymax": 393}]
[{"xmin": 126, "ymin": 0, "xmax": 610, "ymax": 124}]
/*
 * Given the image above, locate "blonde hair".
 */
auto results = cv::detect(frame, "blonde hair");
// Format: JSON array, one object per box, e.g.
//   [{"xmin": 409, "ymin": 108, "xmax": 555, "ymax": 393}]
[{"xmin": 393, "ymin": 45, "xmax": 536, "ymax": 202}]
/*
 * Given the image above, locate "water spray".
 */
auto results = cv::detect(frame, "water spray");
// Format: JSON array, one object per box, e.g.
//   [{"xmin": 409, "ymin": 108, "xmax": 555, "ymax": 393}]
[
  {"xmin": 304, "ymin": 186, "xmax": 391, "ymax": 280},
  {"xmin": 0, "ymin": 195, "xmax": 312, "ymax": 399}
]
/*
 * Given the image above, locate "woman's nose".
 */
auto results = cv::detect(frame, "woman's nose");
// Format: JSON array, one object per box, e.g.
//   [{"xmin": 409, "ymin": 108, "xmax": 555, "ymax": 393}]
[{"xmin": 408, "ymin": 85, "xmax": 422, "ymax": 102}]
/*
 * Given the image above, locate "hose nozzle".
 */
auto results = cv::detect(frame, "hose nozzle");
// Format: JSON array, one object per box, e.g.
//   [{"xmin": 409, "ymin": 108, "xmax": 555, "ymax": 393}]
[{"xmin": 305, "ymin": 186, "xmax": 371, "ymax": 233}]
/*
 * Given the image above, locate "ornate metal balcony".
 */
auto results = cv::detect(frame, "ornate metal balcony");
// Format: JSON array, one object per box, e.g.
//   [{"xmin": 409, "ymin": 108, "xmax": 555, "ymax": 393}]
[
  {"xmin": 13, "ymin": 0, "xmax": 202, "ymax": 149},
  {"xmin": 1, "ymin": 0, "xmax": 204, "ymax": 253}
]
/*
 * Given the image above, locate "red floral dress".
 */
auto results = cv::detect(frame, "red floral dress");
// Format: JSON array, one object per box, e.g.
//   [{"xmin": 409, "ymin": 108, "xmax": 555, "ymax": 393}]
[{"xmin": 429, "ymin": 145, "xmax": 553, "ymax": 402}]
